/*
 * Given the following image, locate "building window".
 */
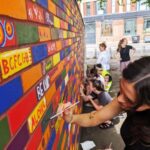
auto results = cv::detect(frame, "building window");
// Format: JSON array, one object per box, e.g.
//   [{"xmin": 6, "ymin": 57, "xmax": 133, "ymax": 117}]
[
  {"xmin": 137, "ymin": 0, "xmax": 150, "ymax": 11},
  {"xmin": 96, "ymin": 1, "xmax": 106, "ymax": 15},
  {"xmin": 124, "ymin": 19, "xmax": 136, "ymax": 35},
  {"xmin": 101, "ymin": 20, "xmax": 113, "ymax": 36},
  {"xmin": 85, "ymin": 22, "xmax": 96, "ymax": 44},
  {"xmin": 86, "ymin": 2, "xmax": 91, "ymax": 16},
  {"xmin": 118, "ymin": 0, "xmax": 123, "ymax": 13},
  {"xmin": 144, "ymin": 18, "xmax": 150, "ymax": 33},
  {"xmin": 112, "ymin": 0, "xmax": 116, "ymax": 13},
  {"xmin": 126, "ymin": 0, "xmax": 131, "ymax": 12}
]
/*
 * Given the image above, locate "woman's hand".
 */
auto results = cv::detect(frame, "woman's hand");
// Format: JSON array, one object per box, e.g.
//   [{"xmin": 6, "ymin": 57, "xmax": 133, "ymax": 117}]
[{"xmin": 59, "ymin": 102, "xmax": 74, "ymax": 123}]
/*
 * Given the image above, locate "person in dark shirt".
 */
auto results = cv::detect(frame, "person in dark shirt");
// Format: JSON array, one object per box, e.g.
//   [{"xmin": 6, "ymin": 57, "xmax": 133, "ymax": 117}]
[
  {"xmin": 63, "ymin": 56, "xmax": 150, "ymax": 150},
  {"xmin": 116, "ymin": 38, "xmax": 136, "ymax": 72}
]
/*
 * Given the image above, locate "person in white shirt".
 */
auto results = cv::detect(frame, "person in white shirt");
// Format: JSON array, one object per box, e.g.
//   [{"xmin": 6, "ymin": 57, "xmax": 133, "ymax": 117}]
[{"xmin": 96, "ymin": 42, "xmax": 111, "ymax": 70}]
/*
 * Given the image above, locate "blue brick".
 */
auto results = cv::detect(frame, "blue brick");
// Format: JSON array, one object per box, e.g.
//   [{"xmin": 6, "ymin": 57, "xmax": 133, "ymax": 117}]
[
  {"xmin": 32, "ymin": 44, "xmax": 48, "ymax": 64},
  {"xmin": 0, "ymin": 76, "xmax": 23, "ymax": 115},
  {"xmin": 37, "ymin": 0, "xmax": 48, "ymax": 9},
  {"xmin": 60, "ymin": 50, "xmax": 65, "ymax": 60},
  {"xmin": 47, "ymin": 129, "xmax": 56, "ymax": 150}
]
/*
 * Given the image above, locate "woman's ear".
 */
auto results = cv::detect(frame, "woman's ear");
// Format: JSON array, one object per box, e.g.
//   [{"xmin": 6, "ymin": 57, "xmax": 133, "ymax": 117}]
[{"xmin": 136, "ymin": 104, "xmax": 150, "ymax": 112}]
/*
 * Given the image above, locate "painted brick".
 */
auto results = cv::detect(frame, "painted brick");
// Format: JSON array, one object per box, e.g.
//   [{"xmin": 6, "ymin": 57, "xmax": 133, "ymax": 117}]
[
  {"xmin": 56, "ymin": 40, "xmax": 62, "ymax": 51},
  {"xmin": 7, "ymin": 123, "xmax": 29, "ymax": 150},
  {"xmin": 21, "ymin": 64, "xmax": 42, "ymax": 93},
  {"xmin": 7, "ymin": 89, "xmax": 37, "ymax": 135},
  {"xmin": 52, "ymin": 131, "xmax": 60, "ymax": 150},
  {"xmin": 44, "ymin": 11, "xmax": 54, "ymax": 26},
  {"xmin": 48, "ymin": 0, "xmax": 57, "ymax": 15},
  {"xmin": 54, "ymin": 16, "xmax": 60, "ymax": 28},
  {"xmin": 32, "ymin": 44, "xmax": 48, "ymax": 64},
  {"xmin": 55, "ymin": 75, "xmax": 63, "ymax": 89},
  {"xmin": 41, "ymin": 103, "xmax": 53, "ymax": 133},
  {"xmin": 61, "ymin": 131, "xmax": 67, "ymax": 150},
  {"xmin": 27, "ymin": 97, "xmax": 47, "ymax": 134},
  {"xmin": 60, "ymin": 50, "xmax": 65, "ymax": 60},
  {"xmin": 0, "ymin": 0, "xmax": 27, "ymax": 20},
  {"xmin": 37, "ymin": 0, "xmax": 48, "ymax": 9},
  {"xmin": 0, "ymin": 117, "xmax": 11, "ymax": 150},
  {"xmin": 45, "ymin": 82, "xmax": 56, "ymax": 105},
  {"xmin": 47, "ymin": 41, "xmax": 56, "ymax": 56},
  {"xmin": 53, "ymin": 53, "xmax": 60, "ymax": 66},
  {"xmin": 37, "ymin": 125, "xmax": 51, "ymax": 150},
  {"xmin": 51, "ymin": 28, "xmax": 59, "ymax": 40},
  {"xmin": 47, "ymin": 129, "xmax": 56, "ymax": 150},
  {"xmin": 26, "ymin": 0, "xmax": 45, "ymax": 24},
  {"xmin": 0, "ymin": 76, "xmax": 23, "ymax": 115},
  {"xmin": 0, "ymin": 47, "xmax": 32, "ymax": 79},
  {"xmin": 57, "ymin": 126, "xmax": 65, "ymax": 150},
  {"xmin": 15, "ymin": 22, "xmax": 39, "ymax": 45},
  {"xmin": 0, "ymin": 19, "xmax": 16, "ymax": 48},
  {"xmin": 26, "ymin": 126, "xmax": 42, "ymax": 150},
  {"xmin": 38, "ymin": 26, "xmax": 51, "ymax": 42},
  {"xmin": 42, "ymin": 56, "xmax": 53, "ymax": 74}
]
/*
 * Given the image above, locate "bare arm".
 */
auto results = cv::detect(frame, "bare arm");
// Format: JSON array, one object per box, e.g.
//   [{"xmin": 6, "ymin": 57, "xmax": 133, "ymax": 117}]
[
  {"xmin": 89, "ymin": 99, "xmax": 103, "ymax": 110},
  {"xmin": 64, "ymin": 98, "xmax": 123, "ymax": 127}
]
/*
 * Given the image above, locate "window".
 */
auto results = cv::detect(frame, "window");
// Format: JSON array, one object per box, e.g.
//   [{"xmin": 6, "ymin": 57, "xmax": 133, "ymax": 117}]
[
  {"xmin": 126, "ymin": 0, "xmax": 130, "ymax": 12},
  {"xmin": 144, "ymin": 18, "xmax": 150, "ymax": 33},
  {"xmin": 124, "ymin": 19, "xmax": 136, "ymax": 35},
  {"xmin": 112, "ymin": 0, "xmax": 116, "ymax": 13},
  {"xmin": 118, "ymin": 0, "xmax": 123, "ymax": 13},
  {"xmin": 137, "ymin": 0, "xmax": 150, "ymax": 11},
  {"xmin": 85, "ymin": 22, "xmax": 96, "ymax": 44},
  {"xmin": 86, "ymin": 2, "xmax": 90, "ymax": 16},
  {"xmin": 96, "ymin": 1, "xmax": 106, "ymax": 15},
  {"xmin": 101, "ymin": 20, "xmax": 113, "ymax": 36}
]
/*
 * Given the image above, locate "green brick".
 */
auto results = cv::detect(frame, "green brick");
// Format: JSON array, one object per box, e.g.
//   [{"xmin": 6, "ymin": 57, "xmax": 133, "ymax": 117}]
[
  {"xmin": 15, "ymin": 22, "xmax": 39, "ymax": 45},
  {"xmin": 62, "ymin": 69, "xmax": 66, "ymax": 79},
  {"xmin": 57, "ymin": 128, "xmax": 65, "ymax": 150},
  {"xmin": 0, "ymin": 117, "xmax": 11, "ymax": 150}
]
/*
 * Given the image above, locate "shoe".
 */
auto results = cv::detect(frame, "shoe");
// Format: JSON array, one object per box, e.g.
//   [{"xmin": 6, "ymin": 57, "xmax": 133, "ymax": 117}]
[{"xmin": 99, "ymin": 122, "xmax": 114, "ymax": 129}]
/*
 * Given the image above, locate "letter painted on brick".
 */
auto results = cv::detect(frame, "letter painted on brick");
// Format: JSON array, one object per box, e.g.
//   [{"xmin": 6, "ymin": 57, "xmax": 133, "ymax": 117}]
[
  {"xmin": 28, "ymin": 97, "xmax": 47, "ymax": 133},
  {"xmin": 0, "ymin": 47, "xmax": 32, "ymax": 79}
]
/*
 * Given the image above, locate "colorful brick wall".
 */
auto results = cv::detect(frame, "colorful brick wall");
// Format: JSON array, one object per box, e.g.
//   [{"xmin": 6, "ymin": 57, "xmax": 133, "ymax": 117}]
[{"xmin": 0, "ymin": 0, "xmax": 84, "ymax": 149}]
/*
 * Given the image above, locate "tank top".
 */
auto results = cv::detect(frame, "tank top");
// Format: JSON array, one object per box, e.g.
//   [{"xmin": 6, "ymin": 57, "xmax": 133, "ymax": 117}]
[{"xmin": 121, "ymin": 110, "xmax": 150, "ymax": 150}]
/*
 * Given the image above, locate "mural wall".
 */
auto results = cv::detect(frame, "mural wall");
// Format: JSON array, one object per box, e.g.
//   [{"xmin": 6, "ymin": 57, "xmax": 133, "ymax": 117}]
[{"xmin": 0, "ymin": 0, "xmax": 84, "ymax": 149}]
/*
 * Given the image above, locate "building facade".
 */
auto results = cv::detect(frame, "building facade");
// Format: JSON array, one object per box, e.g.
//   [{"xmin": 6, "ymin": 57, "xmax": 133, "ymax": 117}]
[{"xmin": 78, "ymin": 0, "xmax": 150, "ymax": 55}]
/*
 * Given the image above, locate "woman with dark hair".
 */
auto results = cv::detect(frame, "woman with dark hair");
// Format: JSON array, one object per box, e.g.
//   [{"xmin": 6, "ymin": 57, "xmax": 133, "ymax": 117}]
[
  {"xmin": 63, "ymin": 56, "xmax": 150, "ymax": 150},
  {"xmin": 116, "ymin": 38, "xmax": 136, "ymax": 72}
]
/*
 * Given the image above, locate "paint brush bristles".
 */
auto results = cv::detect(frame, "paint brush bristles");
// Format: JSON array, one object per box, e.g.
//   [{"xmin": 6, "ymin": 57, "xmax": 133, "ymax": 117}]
[{"xmin": 50, "ymin": 101, "xmax": 80, "ymax": 120}]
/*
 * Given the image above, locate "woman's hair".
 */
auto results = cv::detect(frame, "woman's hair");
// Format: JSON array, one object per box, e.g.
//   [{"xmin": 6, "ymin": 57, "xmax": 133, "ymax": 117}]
[
  {"xmin": 96, "ymin": 63, "xmax": 102, "ymax": 69},
  {"xmin": 89, "ymin": 79, "xmax": 104, "ymax": 91},
  {"xmin": 116, "ymin": 38, "xmax": 126, "ymax": 52},
  {"xmin": 123, "ymin": 56, "xmax": 150, "ymax": 106},
  {"xmin": 105, "ymin": 74, "xmax": 112, "ymax": 82},
  {"xmin": 123, "ymin": 56, "xmax": 150, "ymax": 146},
  {"xmin": 99, "ymin": 42, "xmax": 106, "ymax": 49}
]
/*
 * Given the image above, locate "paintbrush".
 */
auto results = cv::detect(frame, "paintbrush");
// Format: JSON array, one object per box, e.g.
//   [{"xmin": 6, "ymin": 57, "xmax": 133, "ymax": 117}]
[{"xmin": 47, "ymin": 101, "xmax": 80, "ymax": 121}]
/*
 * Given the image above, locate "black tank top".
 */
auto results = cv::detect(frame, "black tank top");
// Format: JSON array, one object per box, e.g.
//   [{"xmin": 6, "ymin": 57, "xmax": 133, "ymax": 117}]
[{"xmin": 121, "ymin": 110, "xmax": 150, "ymax": 150}]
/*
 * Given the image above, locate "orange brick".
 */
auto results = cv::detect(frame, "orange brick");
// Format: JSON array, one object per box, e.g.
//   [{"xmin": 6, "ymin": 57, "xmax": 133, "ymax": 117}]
[
  {"xmin": 56, "ymin": 40, "xmax": 62, "ymax": 51},
  {"xmin": 21, "ymin": 64, "xmax": 42, "ymax": 93},
  {"xmin": 48, "ymin": 0, "xmax": 56, "ymax": 15},
  {"xmin": 0, "ymin": 0, "xmax": 27, "ymax": 19},
  {"xmin": 37, "ymin": 125, "xmax": 51, "ymax": 150},
  {"xmin": 45, "ymin": 82, "xmax": 56, "ymax": 105}
]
